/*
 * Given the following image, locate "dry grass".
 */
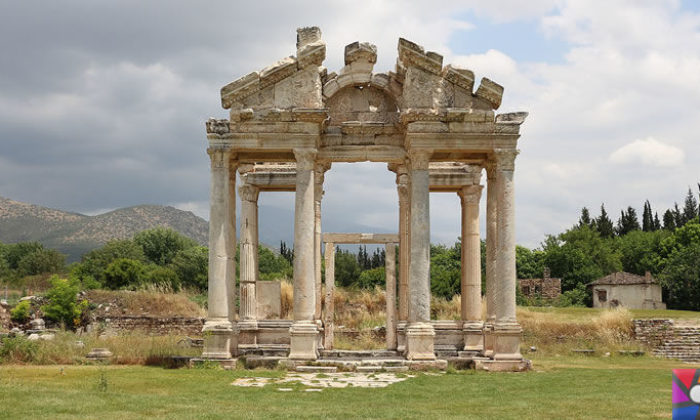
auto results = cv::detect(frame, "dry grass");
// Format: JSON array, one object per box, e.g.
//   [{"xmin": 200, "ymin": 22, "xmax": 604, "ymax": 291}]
[
  {"xmin": 280, "ymin": 280, "xmax": 293, "ymax": 319},
  {"xmin": 0, "ymin": 331, "xmax": 199, "ymax": 365},
  {"xmin": 86, "ymin": 288, "xmax": 205, "ymax": 318}
]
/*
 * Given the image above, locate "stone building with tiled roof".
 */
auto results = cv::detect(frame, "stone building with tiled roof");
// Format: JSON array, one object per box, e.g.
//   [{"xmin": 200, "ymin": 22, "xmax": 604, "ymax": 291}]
[{"xmin": 588, "ymin": 271, "xmax": 665, "ymax": 310}]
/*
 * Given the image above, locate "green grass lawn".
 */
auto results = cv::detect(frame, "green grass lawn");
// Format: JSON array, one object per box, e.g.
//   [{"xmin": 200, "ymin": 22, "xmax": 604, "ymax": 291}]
[{"xmin": 0, "ymin": 355, "xmax": 691, "ymax": 419}]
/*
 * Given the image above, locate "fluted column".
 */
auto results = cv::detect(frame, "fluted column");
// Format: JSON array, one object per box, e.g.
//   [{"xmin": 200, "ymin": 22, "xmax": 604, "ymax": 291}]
[
  {"xmin": 323, "ymin": 242, "xmax": 335, "ymax": 349},
  {"xmin": 493, "ymin": 148, "xmax": 523, "ymax": 362},
  {"xmin": 314, "ymin": 163, "xmax": 330, "ymax": 322},
  {"xmin": 396, "ymin": 166, "xmax": 410, "ymax": 323},
  {"xmin": 405, "ymin": 150, "xmax": 435, "ymax": 360},
  {"xmin": 238, "ymin": 181, "xmax": 260, "ymax": 327},
  {"xmin": 202, "ymin": 147, "xmax": 235, "ymax": 360},
  {"xmin": 459, "ymin": 184, "xmax": 484, "ymax": 354},
  {"xmin": 385, "ymin": 242, "xmax": 397, "ymax": 350},
  {"xmin": 484, "ymin": 161, "xmax": 497, "ymax": 357},
  {"xmin": 289, "ymin": 148, "xmax": 319, "ymax": 360}
]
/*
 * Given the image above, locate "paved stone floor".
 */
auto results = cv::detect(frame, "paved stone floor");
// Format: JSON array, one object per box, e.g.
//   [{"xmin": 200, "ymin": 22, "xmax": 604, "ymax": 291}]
[{"xmin": 231, "ymin": 372, "xmax": 423, "ymax": 390}]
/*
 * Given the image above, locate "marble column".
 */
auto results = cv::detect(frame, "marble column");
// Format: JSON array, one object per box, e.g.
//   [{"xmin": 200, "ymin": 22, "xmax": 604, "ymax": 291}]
[
  {"xmin": 289, "ymin": 148, "xmax": 319, "ymax": 360},
  {"xmin": 493, "ymin": 148, "xmax": 523, "ymax": 363},
  {"xmin": 385, "ymin": 242, "xmax": 398, "ymax": 350},
  {"xmin": 314, "ymin": 163, "xmax": 330, "ymax": 322},
  {"xmin": 323, "ymin": 242, "xmax": 335, "ymax": 349},
  {"xmin": 405, "ymin": 150, "xmax": 435, "ymax": 360},
  {"xmin": 459, "ymin": 184, "xmax": 484, "ymax": 354},
  {"xmin": 202, "ymin": 147, "xmax": 236, "ymax": 360},
  {"xmin": 238, "ymin": 181, "xmax": 260, "ymax": 329},
  {"xmin": 483, "ymin": 161, "xmax": 497, "ymax": 357},
  {"xmin": 396, "ymin": 166, "xmax": 410, "ymax": 323}
]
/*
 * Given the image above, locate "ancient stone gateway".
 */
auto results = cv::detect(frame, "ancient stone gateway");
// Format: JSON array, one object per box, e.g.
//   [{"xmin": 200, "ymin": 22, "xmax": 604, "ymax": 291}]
[{"xmin": 203, "ymin": 27, "xmax": 528, "ymax": 371}]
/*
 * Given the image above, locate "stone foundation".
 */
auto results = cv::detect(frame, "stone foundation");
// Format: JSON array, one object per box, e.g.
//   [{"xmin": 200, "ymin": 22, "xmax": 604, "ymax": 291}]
[
  {"xmin": 91, "ymin": 316, "xmax": 205, "ymax": 336},
  {"xmin": 634, "ymin": 319, "xmax": 700, "ymax": 362}
]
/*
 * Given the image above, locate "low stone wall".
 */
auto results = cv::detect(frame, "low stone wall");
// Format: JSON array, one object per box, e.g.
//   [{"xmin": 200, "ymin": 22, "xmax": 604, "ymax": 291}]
[
  {"xmin": 92, "ymin": 316, "xmax": 204, "ymax": 337},
  {"xmin": 634, "ymin": 319, "xmax": 700, "ymax": 362}
]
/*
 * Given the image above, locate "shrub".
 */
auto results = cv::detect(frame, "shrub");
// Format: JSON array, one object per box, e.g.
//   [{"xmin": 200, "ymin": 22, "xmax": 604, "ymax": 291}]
[
  {"xmin": 134, "ymin": 227, "xmax": 197, "ymax": 266},
  {"xmin": 10, "ymin": 300, "xmax": 31, "ymax": 323},
  {"xmin": 103, "ymin": 258, "xmax": 146, "ymax": 290},
  {"xmin": 41, "ymin": 276, "xmax": 88, "ymax": 328}
]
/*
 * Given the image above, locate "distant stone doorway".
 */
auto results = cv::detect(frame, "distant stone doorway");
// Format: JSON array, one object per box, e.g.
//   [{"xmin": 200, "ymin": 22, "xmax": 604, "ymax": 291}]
[{"xmin": 322, "ymin": 233, "xmax": 398, "ymax": 350}]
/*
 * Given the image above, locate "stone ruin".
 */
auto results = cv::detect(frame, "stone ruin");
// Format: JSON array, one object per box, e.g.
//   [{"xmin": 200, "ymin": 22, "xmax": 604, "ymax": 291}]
[{"xmin": 201, "ymin": 27, "xmax": 528, "ymax": 371}]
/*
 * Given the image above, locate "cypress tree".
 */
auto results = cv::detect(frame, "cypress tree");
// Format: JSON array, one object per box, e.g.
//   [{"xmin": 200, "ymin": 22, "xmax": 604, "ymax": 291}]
[
  {"xmin": 683, "ymin": 187, "xmax": 699, "ymax": 224},
  {"xmin": 673, "ymin": 203, "xmax": 683, "ymax": 227},
  {"xmin": 653, "ymin": 212, "xmax": 662, "ymax": 231},
  {"xmin": 663, "ymin": 209, "xmax": 676, "ymax": 230},
  {"xmin": 596, "ymin": 204, "xmax": 615, "ymax": 238},
  {"xmin": 642, "ymin": 200, "xmax": 654, "ymax": 232},
  {"xmin": 578, "ymin": 207, "xmax": 592, "ymax": 227},
  {"xmin": 617, "ymin": 206, "xmax": 640, "ymax": 236}
]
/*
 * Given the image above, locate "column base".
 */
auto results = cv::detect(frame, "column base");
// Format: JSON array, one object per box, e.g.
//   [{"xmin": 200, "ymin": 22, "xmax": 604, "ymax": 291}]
[
  {"xmin": 396, "ymin": 321, "xmax": 407, "ymax": 353},
  {"xmin": 482, "ymin": 321, "xmax": 494, "ymax": 358},
  {"xmin": 462, "ymin": 320, "xmax": 484, "ymax": 354},
  {"xmin": 202, "ymin": 319, "xmax": 234, "ymax": 359},
  {"xmin": 405, "ymin": 322, "xmax": 436, "ymax": 360},
  {"xmin": 474, "ymin": 358, "xmax": 531, "ymax": 372},
  {"xmin": 288, "ymin": 321, "xmax": 319, "ymax": 360},
  {"xmin": 493, "ymin": 321, "xmax": 523, "ymax": 361}
]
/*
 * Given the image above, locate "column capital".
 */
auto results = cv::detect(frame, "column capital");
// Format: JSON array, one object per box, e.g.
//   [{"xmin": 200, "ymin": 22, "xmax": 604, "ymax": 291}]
[
  {"xmin": 207, "ymin": 147, "xmax": 235, "ymax": 169},
  {"xmin": 294, "ymin": 148, "xmax": 318, "ymax": 171},
  {"xmin": 238, "ymin": 183, "xmax": 260, "ymax": 203},
  {"xmin": 493, "ymin": 148, "xmax": 519, "ymax": 171},
  {"xmin": 237, "ymin": 163, "xmax": 255, "ymax": 175},
  {"xmin": 458, "ymin": 185, "xmax": 484, "ymax": 204},
  {"xmin": 407, "ymin": 150, "xmax": 432, "ymax": 170},
  {"xmin": 484, "ymin": 159, "xmax": 497, "ymax": 179}
]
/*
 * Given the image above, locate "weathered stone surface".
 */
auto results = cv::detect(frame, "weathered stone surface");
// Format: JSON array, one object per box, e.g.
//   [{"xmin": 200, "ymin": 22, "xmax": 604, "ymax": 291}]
[
  {"xmin": 256, "ymin": 281, "xmax": 281, "ymax": 319},
  {"xmin": 475, "ymin": 78, "xmax": 504, "ymax": 109}
]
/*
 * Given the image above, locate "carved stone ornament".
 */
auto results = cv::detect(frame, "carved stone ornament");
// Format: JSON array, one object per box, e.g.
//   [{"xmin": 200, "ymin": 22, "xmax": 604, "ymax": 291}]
[
  {"xmin": 205, "ymin": 118, "xmax": 230, "ymax": 135},
  {"xmin": 494, "ymin": 148, "xmax": 520, "ymax": 171}
]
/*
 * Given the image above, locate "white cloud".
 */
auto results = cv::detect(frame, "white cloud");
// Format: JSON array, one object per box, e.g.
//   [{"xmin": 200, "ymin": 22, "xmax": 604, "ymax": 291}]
[{"xmin": 610, "ymin": 137, "xmax": 684, "ymax": 167}]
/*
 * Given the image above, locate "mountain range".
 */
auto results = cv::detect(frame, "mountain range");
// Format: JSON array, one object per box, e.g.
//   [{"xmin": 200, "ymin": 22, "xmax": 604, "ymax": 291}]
[{"xmin": 0, "ymin": 196, "xmax": 383, "ymax": 262}]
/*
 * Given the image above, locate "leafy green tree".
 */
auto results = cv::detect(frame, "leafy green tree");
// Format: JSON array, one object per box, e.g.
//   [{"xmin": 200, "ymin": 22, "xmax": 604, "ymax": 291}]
[
  {"xmin": 357, "ymin": 267, "xmax": 385, "ymax": 289},
  {"xmin": 170, "ymin": 246, "xmax": 208, "ymax": 289},
  {"xmin": 657, "ymin": 219, "xmax": 700, "ymax": 310},
  {"xmin": 75, "ymin": 239, "xmax": 146, "ymax": 285},
  {"xmin": 516, "ymin": 245, "xmax": 545, "ymax": 279},
  {"xmin": 4, "ymin": 242, "xmax": 43, "ymax": 270},
  {"xmin": 258, "ymin": 245, "xmax": 292, "ymax": 280},
  {"xmin": 595, "ymin": 204, "xmax": 615, "ymax": 238},
  {"xmin": 144, "ymin": 265, "xmax": 181, "ymax": 290},
  {"xmin": 103, "ymin": 258, "xmax": 146, "ymax": 290},
  {"xmin": 41, "ymin": 276, "xmax": 88, "ymax": 328},
  {"xmin": 334, "ymin": 248, "xmax": 362, "ymax": 287},
  {"xmin": 542, "ymin": 225, "xmax": 621, "ymax": 291},
  {"xmin": 614, "ymin": 230, "xmax": 668, "ymax": 275},
  {"xmin": 17, "ymin": 248, "xmax": 65, "ymax": 276},
  {"xmin": 133, "ymin": 227, "xmax": 197, "ymax": 266},
  {"xmin": 430, "ymin": 243, "xmax": 461, "ymax": 299}
]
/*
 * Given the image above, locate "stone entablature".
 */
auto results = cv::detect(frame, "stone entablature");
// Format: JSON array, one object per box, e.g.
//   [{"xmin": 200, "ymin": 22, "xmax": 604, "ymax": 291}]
[{"xmin": 202, "ymin": 27, "xmax": 528, "ymax": 371}]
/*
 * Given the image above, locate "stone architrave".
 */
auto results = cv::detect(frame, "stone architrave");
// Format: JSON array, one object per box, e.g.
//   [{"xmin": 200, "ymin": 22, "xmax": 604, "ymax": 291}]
[
  {"xmin": 238, "ymin": 180, "xmax": 260, "ymax": 328},
  {"xmin": 289, "ymin": 148, "xmax": 319, "ymax": 360},
  {"xmin": 405, "ymin": 151, "xmax": 435, "ymax": 360},
  {"xmin": 492, "ymin": 148, "xmax": 524, "ymax": 365},
  {"xmin": 323, "ymin": 242, "xmax": 335, "ymax": 349},
  {"xmin": 459, "ymin": 184, "xmax": 484, "ymax": 354},
  {"xmin": 201, "ymin": 147, "xmax": 236, "ymax": 360},
  {"xmin": 385, "ymin": 242, "xmax": 398, "ymax": 350}
]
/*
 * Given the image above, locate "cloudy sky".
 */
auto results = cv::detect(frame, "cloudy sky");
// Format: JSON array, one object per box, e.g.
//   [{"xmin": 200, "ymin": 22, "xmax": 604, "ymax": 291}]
[{"xmin": 1, "ymin": 0, "xmax": 699, "ymax": 248}]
